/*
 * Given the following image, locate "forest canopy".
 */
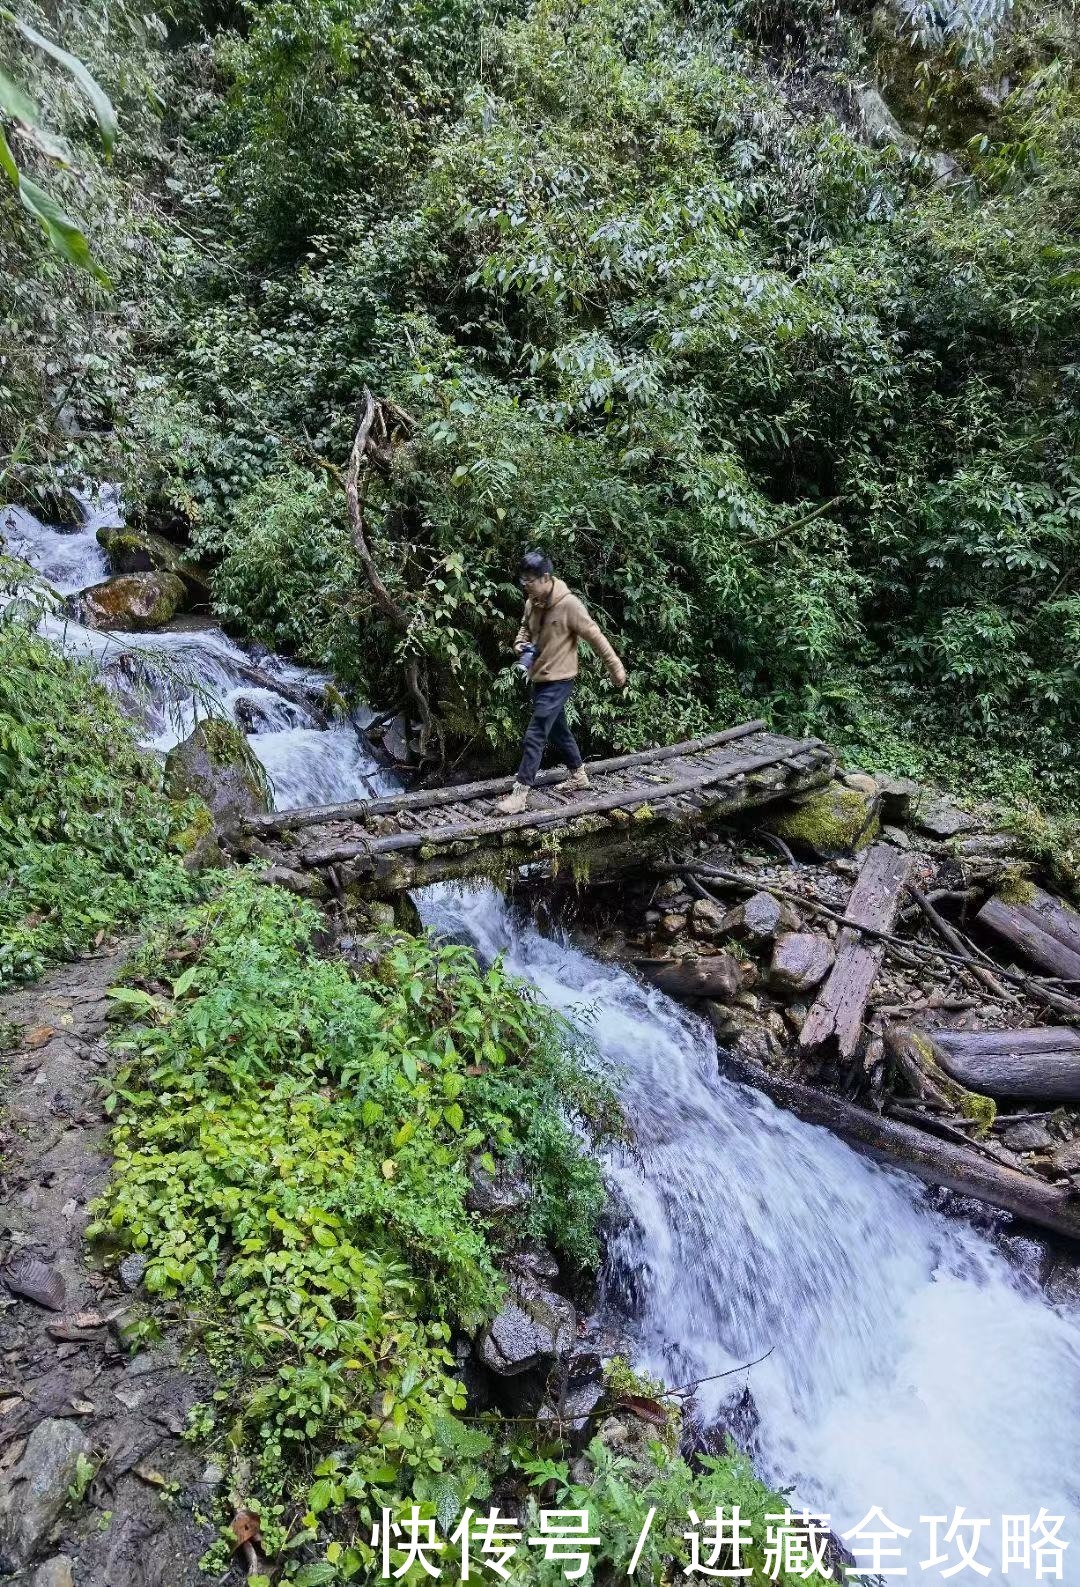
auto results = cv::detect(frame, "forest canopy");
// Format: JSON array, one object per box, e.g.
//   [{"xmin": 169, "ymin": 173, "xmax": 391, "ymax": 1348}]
[{"xmin": 2, "ymin": 0, "xmax": 1079, "ymax": 798}]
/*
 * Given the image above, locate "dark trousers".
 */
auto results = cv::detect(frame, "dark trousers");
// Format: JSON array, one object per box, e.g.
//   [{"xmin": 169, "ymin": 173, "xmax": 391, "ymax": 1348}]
[{"xmin": 516, "ymin": 680, "xmax": 583, "ymax": 786}]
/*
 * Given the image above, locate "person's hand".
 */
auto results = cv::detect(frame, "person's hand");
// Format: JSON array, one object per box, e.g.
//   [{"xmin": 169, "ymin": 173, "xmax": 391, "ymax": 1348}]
[{"xmin": 614, "ymin": 671, "xmax": 629, "ymax": 692}]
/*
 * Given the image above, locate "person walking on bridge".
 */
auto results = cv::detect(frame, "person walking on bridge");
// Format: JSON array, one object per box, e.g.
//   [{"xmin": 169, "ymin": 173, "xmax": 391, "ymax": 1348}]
[{"xmin": 497, "ymin": 551, "xmax": 626, "ymax": 815}]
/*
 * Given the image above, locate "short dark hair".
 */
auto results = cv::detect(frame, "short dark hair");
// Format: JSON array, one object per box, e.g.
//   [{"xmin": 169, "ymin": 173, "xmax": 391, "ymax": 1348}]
[{"xmin": 519, "ymin": 550, "xmax": 553, "ymax": 582}]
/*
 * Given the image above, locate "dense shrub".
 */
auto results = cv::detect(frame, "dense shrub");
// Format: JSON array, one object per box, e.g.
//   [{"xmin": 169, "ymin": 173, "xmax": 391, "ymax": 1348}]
[{"xmin": 0, "ymin": 583, "xmax": 197, "ymax": 986}]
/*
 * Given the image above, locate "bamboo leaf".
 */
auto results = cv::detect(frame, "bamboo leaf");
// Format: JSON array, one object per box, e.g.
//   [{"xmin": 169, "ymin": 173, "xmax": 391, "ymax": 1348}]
[
  {"xmin": 0, "ymin": 63, "xmax": 37, "ymax": 125},
  {"xmin": 3, "ymin": 11, "xmax": 116, "ymax": 153},
  {"xmin": 0, "ymin": 123, "xmax": 17, "ymax": 185},
  {"xmin": 16, "ymin": 173, "xmax": 110, "ymax": 284}
]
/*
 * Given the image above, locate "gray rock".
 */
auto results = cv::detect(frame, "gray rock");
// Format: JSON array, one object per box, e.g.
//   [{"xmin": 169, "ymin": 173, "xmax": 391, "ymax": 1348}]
[
  {"xmin": 688, "ymin": 898, "xmax": 725, "ymax": 938},
  {"xmin": 538, "ymin": 1376, "xmax": 604, "ymax": 1434},
  {"xmin": 1001, "ymin": 1122, "xmax": 1054, "ymax": 1154},
  {"xmin": 880, "ymin": 824, "xmax": 913, "ymax": 850},
  {"xmin": 0, "ymin": 1418, "xmax": 91, "ymax": 1567},
  {"xmin": 855, "ymin": 82, "xmax": 906, "ymax": 147},
  {"xmin": 719, "ymin": 891, "xmax": 797, "ymax": 944},
  {"xmin": 466, "ymin": 1160, "xmax": 531, "ymax": 1216},
  {"xmin": 164, "ymin": 718, "xmax": 270, "ymax": 836},
  {"xmin": 915, "ymin": 797, "xmax": 977, "ymax": 839},
  {"xmin": 477, "ymin": 1279, "xmax": 575, "ymax": 1376},
  {"xmin": 876, "ymin": 775, "xmax": 922, "ymax": 824},
  {"xmin": 1050, "ymin": 1139, "xmax": 1080, "ymax": 1176},
  {"xmin": 769, "ymin": 932, "xmax": 835, "ymax": 996},
  {"xmin": 33, "ymin": 1556, "xmax": 75, "ymax": 1587},
  {"xmin": 119, "ymin": 1252, "xmax": 148, "ymax": 1292}
]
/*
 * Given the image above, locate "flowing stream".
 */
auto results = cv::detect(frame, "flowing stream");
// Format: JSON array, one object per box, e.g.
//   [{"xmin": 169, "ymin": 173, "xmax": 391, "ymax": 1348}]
[{"xmin": 7, "ymin": 500, "xmax": 1080, "ymax": 1579}]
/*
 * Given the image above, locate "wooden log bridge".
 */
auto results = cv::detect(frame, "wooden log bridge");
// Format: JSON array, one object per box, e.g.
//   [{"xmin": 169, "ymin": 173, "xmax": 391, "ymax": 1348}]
[{"xmin": 232, "ymin": 720, "xmax": 835, "ymax": 899}]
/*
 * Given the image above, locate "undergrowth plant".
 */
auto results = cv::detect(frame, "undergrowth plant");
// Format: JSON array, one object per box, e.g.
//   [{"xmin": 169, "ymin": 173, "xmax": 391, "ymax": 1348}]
[
  {"xmin": 0, "ymin": 582, "xmax": 197, "ymax": 986},
  {"xmin": 90, "ymin": 874, "xmax": 619, "ymax": 1573}
]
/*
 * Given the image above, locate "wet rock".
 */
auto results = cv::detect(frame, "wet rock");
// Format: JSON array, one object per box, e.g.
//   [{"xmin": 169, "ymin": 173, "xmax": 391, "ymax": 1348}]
[
  {"xmin": 643, "ymin": 953, "xmax": 743, "ymax": 1001},
  {"xmin": 718, "ymin": 891, "xmax": 798, "ymax": 944},
  {"xmin": 766, "ymin": 780, "xmax": 880, "ymax": 858},
  {"xmin": 1047, "ymin": 1260, "xmax": 1080, "ymax": 1309},
  {"xmin": 73, "ymin": 571, "xmax": 187, "ymax": 632},
  {"xmin": 507, "ymin": 1247, "xmax": 559, "ymax": 1282},
  {"xmin": 0, "ymin": 1417, "xmax": 91, "ymax": 1567},
  {"xmin": 704, "ymin": 1003, "xmax": 783, "ymax": 1066},
  {"xmin": 1001, "ymin": 1121, "xmax": 1054, "ymax": 1154},
  {"xmin": 658, "ymin": 912, "xmax": 687, "ymax": 939},
  {"xmin": 32, "ymin": 1556, "xmax": 75, "ymax": 1587},
  {"xmin": 769, "ymin": 932, "xmax": 835, "ymax": 996},
  {"xmin": 164, "ymin": 718, "xmax": 270, "ymax": 837},
  {"xmin": 97, "ymin": 526, "xmax": 209, "ymax": 603},
  {"xmin": 477, "ymin": 1277, "xmax": 575, "ymax": 1376},
  {"xmin": 915, "ymin": 797, "xmax": 977, "ymax": 839},
  {"xmin": 875, "ymin": 774, "xmax": 922, "ymax": 824},
  {"xmin": 3, "ymin": 1255, "xmax": 65, "ymax": 1311},
  {"xmin": 466, "ymin": 1160, "xmax": 531, "ymax": 1216}
]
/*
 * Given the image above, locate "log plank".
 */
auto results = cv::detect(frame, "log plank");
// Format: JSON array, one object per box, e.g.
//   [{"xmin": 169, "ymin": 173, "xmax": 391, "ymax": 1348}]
[{"xmin": 800, "ymin": 844, "xmax": 915, "ymax": 1059}]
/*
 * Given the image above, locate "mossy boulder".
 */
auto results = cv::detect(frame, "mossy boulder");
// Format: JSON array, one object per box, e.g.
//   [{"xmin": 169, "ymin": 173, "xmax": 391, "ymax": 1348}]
[
  {"xmin": 74, "ymin": 572, "xmax": 187, "ymax": 632},
  {"xmin": 96, "ymin": 526, "xmax": 210, "ymax": 603},
  {"xmin": 164, "ymin": 718, "xmax": 270, "ymax": 835},
  {"xmin": 767, "ymin": 779, "xmax": 880, "ymax": 858}
]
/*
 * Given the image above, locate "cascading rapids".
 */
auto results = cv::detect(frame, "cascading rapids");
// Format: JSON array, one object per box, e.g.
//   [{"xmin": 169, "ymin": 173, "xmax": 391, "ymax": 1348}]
[
  {"xmin": 8, "ymin": 498, "xmax": 1080, "ymax": 1580},
  {"xmin": 419, "ymin": 883, "xmax": 1080, "ymax": 1580}
]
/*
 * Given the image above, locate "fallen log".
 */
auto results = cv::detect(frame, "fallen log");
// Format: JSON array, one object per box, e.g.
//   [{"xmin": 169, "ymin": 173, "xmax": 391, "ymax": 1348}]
[
  {"xmin": 800, "ymin": 844, "xmax": 915, "ymax": 1060},
  {"xmin": 640, "ymin": 953, "xmax": 743, "ymax": 1000},
  {"xmin": 718, "ymin": 1053, "xmax": 1080, "ymax": 1243},
  {"xmin": 927, "ymin": 1026, "xmax": 1080, "ymax": 1102},
  {"xmin": 977, "ymin": 887, "xmax": 1080, "ymax": 982}
]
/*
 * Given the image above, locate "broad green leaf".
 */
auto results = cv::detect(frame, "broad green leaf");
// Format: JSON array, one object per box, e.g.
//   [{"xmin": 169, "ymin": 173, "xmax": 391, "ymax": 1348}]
[
  {"xmin": 4, "ymin": 11, "xmax": 116, "ymax": 153},
  {"xmin": 17, "ymin": 173, "xmax": 109, "ymax": 284},
  {"xmin": 0, "ymin": 123, "xmax": 17, "ymax": 185},
  {"xmin": 0, "ymin": 63, "xmax": 37, "ymax": 124},
  {"xmin": 172, "ymin": 965, "xmax": 198, "ymax": 997}
]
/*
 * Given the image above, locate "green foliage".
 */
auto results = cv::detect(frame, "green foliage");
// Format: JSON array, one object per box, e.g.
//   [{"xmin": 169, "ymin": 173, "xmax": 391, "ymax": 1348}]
[
  {"xmin": 513, "ymin": 1437, "xmax": 829, "ymax": 1585},
  {"xmin": 110, "ymin": 0, "xmax": 1079, "ymax": 794},
  {"xmin": 90, "ymin": 873, "xmax": 616, "ymax": 1561},
  {"xmin": 0, "ymin": 4, "xmax": 115, "ymax": 280},
  {"xmin": 0, "ymin": 579, "xmax": 197, "ymax": 987}
]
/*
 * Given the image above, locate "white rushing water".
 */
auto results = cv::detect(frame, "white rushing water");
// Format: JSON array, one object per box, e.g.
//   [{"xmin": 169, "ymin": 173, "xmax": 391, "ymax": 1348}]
[
  {"xmin": 8, "ymin": 498, "xmax": 1080, "ymax": 1578},
  {"xmin": 1, "ymin": 500, "xmax": 395, "ymax": 810},
  {"xmin": 422, "ymin": 884, "xmax": 1080, "ymax": 1579}
]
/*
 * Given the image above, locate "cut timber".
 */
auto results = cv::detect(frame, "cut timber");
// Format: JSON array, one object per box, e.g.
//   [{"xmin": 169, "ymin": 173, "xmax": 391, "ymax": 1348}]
[
  {"xmin": 641, "ymin": 954, "xmax": 742, "ymax": 1000},
  {"xmin": 800, "ymin": 843, "xmax": 914, "ymax": 1060},
  {"xmin": 719, "ymin": 1054, "xmax": 1080, "ymax": 1243},
  {"xmin": 976, "ymin": 886, "xmax": 1080, "ymax": 982},
  {"xmin": 928, "ymin": 1026, "xmax": 1080, "ymax": 1101}
]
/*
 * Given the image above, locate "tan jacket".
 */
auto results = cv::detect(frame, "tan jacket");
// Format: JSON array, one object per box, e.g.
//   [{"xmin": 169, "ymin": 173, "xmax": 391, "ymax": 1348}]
[{"xmin": 514, "ymin": 578, "xmax": 626, "ymax": 687}]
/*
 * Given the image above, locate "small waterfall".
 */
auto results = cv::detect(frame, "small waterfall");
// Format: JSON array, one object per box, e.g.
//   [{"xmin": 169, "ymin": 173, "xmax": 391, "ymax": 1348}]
[
  {"xmin": 420, "ymin": 883, "xmax": 1080, "ymax": 1580},
  {"xmin": 2, "ymin": 500, "xmax": 393, "ymax": 811}
]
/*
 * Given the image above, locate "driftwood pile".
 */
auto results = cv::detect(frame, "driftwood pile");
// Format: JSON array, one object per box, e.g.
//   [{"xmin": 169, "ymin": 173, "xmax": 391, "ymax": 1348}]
[{"xmin": 577, "ymin": 796, "xmax": 1080, "ymax": 1244}]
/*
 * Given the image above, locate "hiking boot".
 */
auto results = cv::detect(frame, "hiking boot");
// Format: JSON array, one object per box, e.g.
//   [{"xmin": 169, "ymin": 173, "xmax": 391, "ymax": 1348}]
[
  {"xmin": 563, "ymin": 765, "xmax": 591, "ymax": 792},
  {"xmin": 496, "ymin": 782, "xmax": 530, "ymax": 815}
]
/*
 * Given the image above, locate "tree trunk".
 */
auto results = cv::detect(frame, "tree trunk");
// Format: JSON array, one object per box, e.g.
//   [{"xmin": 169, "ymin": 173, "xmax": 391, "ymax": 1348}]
[
  {"xmin": 977, "ymin": 888, "xmax": 1080, "ymax": 982},
  {"xmin": 929, "ymin": 1027, "xmax": 1080, "ymax": 1101},
  {"xmin": 719, "ymin": 1054, "xmax": 1080, "ymax": 1242}
]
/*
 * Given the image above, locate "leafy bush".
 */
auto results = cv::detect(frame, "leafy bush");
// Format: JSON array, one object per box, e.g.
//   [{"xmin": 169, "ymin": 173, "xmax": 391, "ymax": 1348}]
[
  {"xmin": 0, "ymin": 587, "xmax": 197, "ymax": 986},
  {"xmin": 90, "ymin": 874, "xmax": 618, "ymax": 1563}
]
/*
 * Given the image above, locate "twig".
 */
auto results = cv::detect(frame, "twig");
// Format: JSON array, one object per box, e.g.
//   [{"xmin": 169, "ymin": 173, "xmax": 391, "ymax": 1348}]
[
  {"xmin": 907, "ymin": 885, "xmax": 1017, "ymax": 1003},
  {"xmin": 662, "ymin": 1348, "xmax": 775, "ymax": 1399}
]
